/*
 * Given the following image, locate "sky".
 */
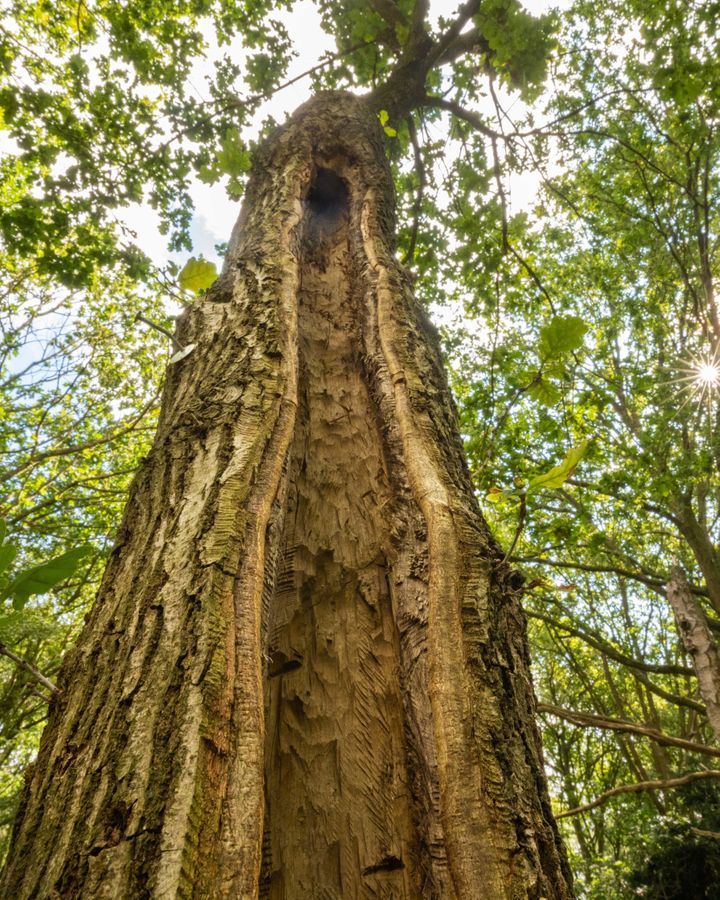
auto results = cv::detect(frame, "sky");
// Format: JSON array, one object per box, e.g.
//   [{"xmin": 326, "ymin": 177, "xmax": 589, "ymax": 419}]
[{"xmin": 118, "ymin": 0, "xmax": 573, "ymax": 286}]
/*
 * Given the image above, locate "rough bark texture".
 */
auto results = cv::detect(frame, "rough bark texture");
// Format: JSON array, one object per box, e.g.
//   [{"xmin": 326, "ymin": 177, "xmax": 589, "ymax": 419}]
[
  {"xmin": 1, "ymin": 92, "xmax": 572, "ymax": 899},
  {"xmin": 667, "ymin": 565, "xmax": 720, "ymax": 743}
]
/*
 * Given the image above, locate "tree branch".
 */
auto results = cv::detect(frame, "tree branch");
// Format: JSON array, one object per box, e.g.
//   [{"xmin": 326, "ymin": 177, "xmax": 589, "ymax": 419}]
[
  {"xmin": 420, "ymin": 95, "xmax": 501, "ymax": 138},
  {"xmin": 556, "ymin": 769, "xmax": 720, "ymax": 819},
  {"xmin": 156, "ymin": 38, "xmax": 380, "ymax": 154},
  {"xmin": 539, "ymin": 703, "xmax": 720, "ymax": 758},
  {"xmin": 527, "ymin": 609, "xmax": 695, "ymax": 677},
  {"xmin": 692, "ymin": 826, "xmax": 720, "ymax": 840},
  {"xmin": 367, "ymin": 0, "xmax": 408, "ymax": 28},
  {"xmin": 426, "ymin": 0, "xmax": 481, "ymax": 69},
  {"xmin": 513, "ymin": 554, "xmax": 694, "ymax": 598},
  {"xmin": 0, "ymin": 393, "xmax": 160, "ymax": 483},
  {"xmin": 667, "ymin": 564, "xmax": 720, "ymax": 741},
  {"xmin": 0, "ymin": 641, "xmax": 58, "ymax": 695},
  {"xmin": 135, "ymin": 313, "xmax": 182, "ymax": 351},
  {"xmin": 402, "ymin": 113, "xmax": 426, "ymax": 265},
  {"xmin": 502, "ymin": 494, "xmax": 526, "ymax": 564},
  {"xmin": 410, "ymin": 0, "xmax": 430, "ymax": 35},
  {"xmin": 435, "ymin": 28, "xmax": 490, "ymax": 66}
]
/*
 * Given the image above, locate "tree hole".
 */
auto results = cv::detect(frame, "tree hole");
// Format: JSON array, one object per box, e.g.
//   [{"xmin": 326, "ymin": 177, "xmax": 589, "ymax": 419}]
[{"xmin": 305, "ymin": 168, "xmax": 349, "ymax": 231}]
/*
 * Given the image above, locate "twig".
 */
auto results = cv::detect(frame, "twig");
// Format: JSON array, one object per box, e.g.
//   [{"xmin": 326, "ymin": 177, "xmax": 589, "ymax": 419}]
[
  {"xmin": 0, "ymin": 641, "xmax": 58, "ymax": 694},
  {"xmin": 502, "ymin": 494, "xmax": 526, "ymax": 564},
  {"xmin": 477, "ymin": 372, "xmax": 541, "ymax": 471},
  {"xmin": 402, "ymin": 113, "xmax": 426, "ymax": 265},
  {"xmin": 29, "ymin": 686, "xmax": 53, "ymax": 703},
  {"xmin": 491, "ymin": 135, "xmax": 509, "ymax": 251},
  {"xmin": 420, "ymin": 95, "xmax": 502, "ymax": 139},
  {"xmin": 156, "ymin": 38, "xmax": 380, "ymax": 154},
  {"xmin": 135, "ymin": 313, "xmax": 182, "ymax": 351},
  {"xmin": 0, "ymin": 392, "xmax": 161, "ymax": 482},
  {"xmin": 511, "ymin": 554, "xmax": 696, "ymax": 598}
]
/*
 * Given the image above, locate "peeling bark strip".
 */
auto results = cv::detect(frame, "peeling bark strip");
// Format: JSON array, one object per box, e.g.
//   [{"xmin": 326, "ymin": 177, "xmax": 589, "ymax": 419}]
[
  {"xmin": 667, "ymin": 565, "xmax": 720, "ymax": 743},
  {"xmin": 1, "ymin": 93, "xmax": 572, "ymax": 899}
]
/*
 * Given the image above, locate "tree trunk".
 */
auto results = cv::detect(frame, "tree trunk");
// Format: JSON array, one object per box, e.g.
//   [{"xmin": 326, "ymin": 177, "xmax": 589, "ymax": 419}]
[
  {"xmin": 1, "ymin": 92, "xmax": 573, "ymax": 899},
  {"xmin": 667, "ymin": 565, "xmax": 720, "ymax": 742}
]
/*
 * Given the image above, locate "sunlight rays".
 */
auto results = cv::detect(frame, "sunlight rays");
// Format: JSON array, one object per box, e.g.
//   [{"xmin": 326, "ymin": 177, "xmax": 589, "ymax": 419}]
[{"xmin": 667, "ymin": 346, "xmax": 720, "ymax": 418}]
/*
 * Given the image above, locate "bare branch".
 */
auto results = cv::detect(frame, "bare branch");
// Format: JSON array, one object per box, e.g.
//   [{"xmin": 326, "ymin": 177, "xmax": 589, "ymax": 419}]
[
  {"xmin": 539, "ymin": 703, "xmax": 720, "ymax": 757},
  {"xmin": 135, "ymin": 313, "xmax": 182, "ymax": 351},
  {"xmin": 527, "ymin": 609, "xmax": 695, "ymax": 678},
  {"xmin": 0, "ymin": 641, "xmax": 58, "ymax": 695},
  {"xmin": 420, "ymin": 95, "xmax": 501, "ymax": 139},
  {"xmin": 402, "ymin": 113, "xmax": 426, "ymax": 265},
  {"xmin": 556, "ymin": 769, "xmax": 720, "ymax": 819}
]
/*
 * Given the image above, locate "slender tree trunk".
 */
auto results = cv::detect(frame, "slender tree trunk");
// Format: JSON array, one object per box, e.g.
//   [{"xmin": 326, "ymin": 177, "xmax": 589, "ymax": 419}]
[
  {"xmin": 667, "ymin": 565, "xmax": 720, "ymax": 742},
  {"xmin": 673, "ymin": 500, "xmax": 720, "ymax": 615},
  {"xmin": 1, "ymin": 92, "xmax": 572, "ymax": 899}
]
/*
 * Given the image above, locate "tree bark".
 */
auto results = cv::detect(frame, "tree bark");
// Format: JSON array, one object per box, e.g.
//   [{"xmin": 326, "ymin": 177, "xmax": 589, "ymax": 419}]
[
  {"xmin": 673, "ymin": 499, "xmax": 720, "ymax": 616},
  {"xmin": 1, "ymin": 92, "xmax": 572, "ymax": 899},
  {"xmin": 667, "ymin": 565, "xmax": 720, "ymax": 742}
]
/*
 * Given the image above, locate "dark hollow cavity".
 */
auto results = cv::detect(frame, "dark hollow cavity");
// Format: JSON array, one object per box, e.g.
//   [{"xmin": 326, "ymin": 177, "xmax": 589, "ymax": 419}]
[{"xmin": 305, "ymin": 167, "xmax": 349, "ymax": 227}]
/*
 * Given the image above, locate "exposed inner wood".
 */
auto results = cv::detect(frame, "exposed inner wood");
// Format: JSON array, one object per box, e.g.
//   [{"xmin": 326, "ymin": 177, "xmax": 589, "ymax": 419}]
[{"xmin": 260, "ymin": 167, "xmax": 425, "ymax": 897}]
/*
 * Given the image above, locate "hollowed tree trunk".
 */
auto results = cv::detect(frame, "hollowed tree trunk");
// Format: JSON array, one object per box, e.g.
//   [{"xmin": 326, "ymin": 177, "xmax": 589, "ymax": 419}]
[{"xmin": 1, "ymin": 92, "xmax": 572, "ymax": 899}]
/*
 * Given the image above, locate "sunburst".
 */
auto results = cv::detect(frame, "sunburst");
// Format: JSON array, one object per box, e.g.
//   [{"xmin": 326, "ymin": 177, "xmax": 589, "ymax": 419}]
[
  {"xmin": 667, "ymin": 345, "xmax": 720, "ymax": 417},
  {"xmin": 696, "ymin": 362, "xmax": 720, "ymax": 387}
]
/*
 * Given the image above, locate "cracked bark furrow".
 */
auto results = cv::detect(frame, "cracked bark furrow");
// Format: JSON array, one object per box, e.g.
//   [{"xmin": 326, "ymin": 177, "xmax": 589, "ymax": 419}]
[{"xmin": 1, "ymin": 92, "xmax": 572, "ymax": 899}]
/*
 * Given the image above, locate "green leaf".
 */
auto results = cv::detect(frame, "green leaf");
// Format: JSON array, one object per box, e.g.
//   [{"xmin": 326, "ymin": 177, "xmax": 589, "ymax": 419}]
[
  {"xmin": 0, "ymin": 518, "xmax": 6, "ymax": 545},
  {"xmin": 486, "ymin": 486, "xmax": 523, "ymax": 504},
  {"xmin": 217, "ymin": 128, "xmax": 252, "ymax": 177},
  {"xmin": 528, "ymin": 376, "xmax": 561, "ymax": 406},
  {"xmin": 527, "ymin": 441, "xmax": 590, "ymax": 494},
  {"xmin": 197, "ymin": 164, "xmax": 219, "ymax": 185},
  {"xmin": 378, "ymin": 110, "xmax": 397, "ymax": 136},
  {"xmin": 0, "ymin": 543, "xmax": 17, "ymax": 576},
  {"xmin": 179, "ymin": 257, "xmax": 217, "ymax": 294},
  {"xmin": 538, "ymin": 315, "xmax": 589, "ymax": 361},
  {"xmin": 5, "ymin": 546, "xmax": 91, "ymax": 611},
  {"xmin": 394, "ymin": 23, "xmax": 410, "ymax": 45}
]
